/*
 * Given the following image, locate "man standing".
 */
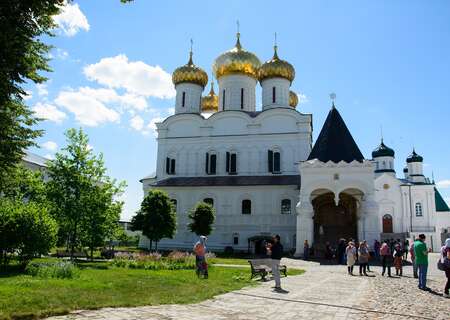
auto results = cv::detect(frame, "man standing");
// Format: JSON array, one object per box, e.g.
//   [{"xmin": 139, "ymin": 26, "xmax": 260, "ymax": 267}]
[
  {"xmin": 268, "ymin": 234, "xmax": 283, "ymax": 291},
  {"xmin": 414, "ymin": 234, "xmax": 429, "ymax": 290},
  {"xmin": 409, "ymin": 238, "xmax": 418, "ymax": 278}
]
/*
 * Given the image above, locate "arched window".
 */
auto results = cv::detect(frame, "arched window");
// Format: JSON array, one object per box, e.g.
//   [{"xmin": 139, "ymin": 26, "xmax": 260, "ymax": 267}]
[
  {"xmin": 240, "ymin": 88, "xmax": 244, "ymax": 109},
  {"xmin": 272, "ymin": 87, "xmax": 276, "ymax": 103},
  {"xmin": 182, "ymin": 92, "xmax": 186, "ymax": 107},
  {"xmin": 281, "ymin": 199, "xmax": 291, "ymax": 214},
  {"xmin": 170, "ymin": 199, "xmax": 177, "ymax": 213},
  {"xmin": 203, "ymin": 198, "xmax": 214, "ymax": 206},
  {"xmin": 382, "ymin": 214, "xmax": 393, "ymax": 233},
  {"xmin": 222, "ymin": 89, "xmax": 226, "ymax": 110},
  {"xmin": 268, "ymin": 150, "xmax": 281, "ymax": 173},
  {"xmin": 205, "ymin": 152, "xmax": 217, "ymax": 175},
  {"xmin": 226, "ymin": 152, "xmax": 237, "ymax": 174},
  {"xmin": 415, "ymin": 203, "xmax": 423, "ymax": 217},
  {"xmin": 242, "ymin": 199, "xmax": 251, "ymax": 214},
  {"xmin": 166, "ymin": 157, "xmax": 176, "ymax": 175}
]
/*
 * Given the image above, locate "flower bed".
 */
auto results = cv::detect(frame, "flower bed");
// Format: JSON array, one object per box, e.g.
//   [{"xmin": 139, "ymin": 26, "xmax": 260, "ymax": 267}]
[{"xmin": 111, "ymin": 251, "xmax": 216, "ymax": 270}]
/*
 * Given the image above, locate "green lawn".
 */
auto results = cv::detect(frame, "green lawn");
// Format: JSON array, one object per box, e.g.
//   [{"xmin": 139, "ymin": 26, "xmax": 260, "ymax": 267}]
[{"xmin": 0, "ymin": 260, "xmax": 303, "ymax": 320}]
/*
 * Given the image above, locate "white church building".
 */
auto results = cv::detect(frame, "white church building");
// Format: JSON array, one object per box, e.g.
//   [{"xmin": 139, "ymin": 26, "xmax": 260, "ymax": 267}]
[{"xmin": 140, "ymin": 32, "xmax": 450, "ymax": 255}]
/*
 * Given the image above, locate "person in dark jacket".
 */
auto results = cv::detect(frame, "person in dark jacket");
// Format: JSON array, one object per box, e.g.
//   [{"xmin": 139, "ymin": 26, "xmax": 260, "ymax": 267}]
[{"xmin": 267, "ymin": 234, "xmax": 283, "ymax": 291}]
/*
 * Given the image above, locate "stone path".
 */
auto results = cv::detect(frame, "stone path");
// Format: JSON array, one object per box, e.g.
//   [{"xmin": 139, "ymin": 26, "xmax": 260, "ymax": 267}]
[{"xmin": 47, "ymin": 255, "xmax": 449, "ymax": 320}]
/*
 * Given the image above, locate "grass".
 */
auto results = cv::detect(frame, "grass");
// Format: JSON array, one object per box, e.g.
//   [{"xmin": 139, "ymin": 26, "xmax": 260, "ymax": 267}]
[
  {"xmin": 0, "ymin": 264, "xmax": 250, "ymax": 320},
  {"xmin": 211, "ymin": 257, "xmax": 249, "ymax": 265},
  {"xmin": 0, "ymin": 257, "xmax": 304, "ymax": 320}
]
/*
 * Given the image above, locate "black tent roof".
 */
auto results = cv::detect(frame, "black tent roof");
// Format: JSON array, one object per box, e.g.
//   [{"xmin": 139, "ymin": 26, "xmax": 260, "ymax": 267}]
[{"xmin": 307, "ymin": 106, "xmax": 364, "ymax": 163}]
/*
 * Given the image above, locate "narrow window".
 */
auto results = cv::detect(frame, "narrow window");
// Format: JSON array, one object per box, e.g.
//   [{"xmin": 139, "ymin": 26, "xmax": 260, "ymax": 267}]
[
  {"xmin": 268, "ymin": 150, "xmax": 273, "ymax": 172},
  {"xmin": 230, "ymin": 153, "xmax": 237, "ymax": 174},
  {"xmin": 281, "ymin": 199, "xmax": 291, "ymax": 214},
  {"xmin": 272, "ymin": 87, "xmax": 276, "ymax": 103},
  {"xmin": 273, "ymin": 152, "xmax": 281, "ymax": 173},
  {"xmin": 226, "ymin": 152, "xmax": 230, "ymax": 172},
  {"xmin": 233, "ymin": 235, "xmax": 239, "ymax": 245},
  {"xmin": 170, "ymin": 159, "xmax": 176, "ymax": 174},
  {"xmin": 203, "ymin": 198, "xmax": 214, "ymax": 206},
  {"xmin": 210, "ymin": 154, "xmax": 217, "ymax": 174},
  {"xmin": 205, "ymin": 152, "xmax": 209, "ymax": 174},
  {"xmin": 242, "ymin": 199, "xmax": 251, "ymax": 214},
  {"xmin": 240, "ymin": 88, "xmax": 244, "ymax": 109},
  {"xmin": 222, "ymin": 89, "xmax": 226, "ymax": 110},
  {"xmin": 415, "ymin": 203, "xmax": 423, "ymax": 217},
  {"xmin": 182, "ymin": 92, "xmax": 186, "ymax": 107},
  {"xmin": 170, "ymin": 199, "xmax": 177, "ymax": 213},
  {"xmin": 166, "ymin": 157, "xmax": 170, "ymax": 174}
]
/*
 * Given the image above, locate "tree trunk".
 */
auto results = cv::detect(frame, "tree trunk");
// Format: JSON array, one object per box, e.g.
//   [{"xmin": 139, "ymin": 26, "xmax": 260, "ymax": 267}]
[
  {"xmin": 155, "ymin": 241, "xmax": 158, "ymax": 251},
  {"xmin": 149, "ymin": 239, "xmax": 153, "ymax": 251}
]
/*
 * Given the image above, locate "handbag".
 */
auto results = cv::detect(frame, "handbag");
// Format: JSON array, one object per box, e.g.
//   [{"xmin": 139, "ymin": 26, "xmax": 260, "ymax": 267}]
[{"xmin": 437, "ymin": 259, "xmax": 445, "ymax": 271}]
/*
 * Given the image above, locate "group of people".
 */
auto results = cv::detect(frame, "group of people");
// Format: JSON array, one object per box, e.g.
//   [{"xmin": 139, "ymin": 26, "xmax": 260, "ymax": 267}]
[{"xmin": 337, "ymin": 234, "xmax": 450, "ymax": 298}]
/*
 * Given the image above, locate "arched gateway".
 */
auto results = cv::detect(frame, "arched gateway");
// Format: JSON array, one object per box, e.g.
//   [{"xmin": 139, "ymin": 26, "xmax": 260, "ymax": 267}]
[{"xmin": 295, "ymin": 106, "xmax": 379, "ymax": 257}]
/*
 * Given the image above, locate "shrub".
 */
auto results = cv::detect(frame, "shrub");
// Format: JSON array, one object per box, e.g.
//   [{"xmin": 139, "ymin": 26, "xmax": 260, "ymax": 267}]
[{"xmin": 25, "ymin": 261, "xmax": 79, "ymax": 279}]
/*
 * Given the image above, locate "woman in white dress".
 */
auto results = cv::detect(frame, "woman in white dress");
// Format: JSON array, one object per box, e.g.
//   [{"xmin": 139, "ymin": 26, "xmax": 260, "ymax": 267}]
[{"xmin": 346, "ymin": 241, "xmax": 357, "ymax": 275}]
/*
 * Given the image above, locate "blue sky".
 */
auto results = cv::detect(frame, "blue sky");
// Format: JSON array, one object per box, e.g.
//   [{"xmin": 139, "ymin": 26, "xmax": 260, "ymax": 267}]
[{"xmin": 26, "ymin": 0, "xmax": 450, "ymax": 220}]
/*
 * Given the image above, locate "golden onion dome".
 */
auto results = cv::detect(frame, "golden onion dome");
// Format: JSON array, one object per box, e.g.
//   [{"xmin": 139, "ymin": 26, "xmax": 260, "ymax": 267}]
[
  {"xmin": 201, "ymin": 81, "xmax": 219, "ymax": 112},
  {"xmin": 172, "ymin": 51, "xmax": 208, "ymax": 87},
  {"xmin": 289, "ymin": 91, "xmax": 298, "ymax": 108},
  {"xmin": 259, "ymin": 45, "xmax": 295, "ymax": 83},
  {"xmin": 212, "ymin": 33, "xmax": 261, "ymax": 80}
]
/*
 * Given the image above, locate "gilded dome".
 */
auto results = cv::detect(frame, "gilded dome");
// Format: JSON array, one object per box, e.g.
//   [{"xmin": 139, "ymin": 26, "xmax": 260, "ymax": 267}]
[
  {"xmin": 289, "ymin": 91, "xmax": 298, "ymax": 108},
  {"xmin": 259, "ymin": 46, "xmax": 295, "ymax": 83},
  {"xmin": 172, "ymin": 51, "xmax": 208, "ymax": 87},
  {"xmin": 212, "ymin": 33, "xmax": 261, "ymax": 80},
  {"xmin": 201, "ymin": 81, "xmax": 218, "ymax": 112}
]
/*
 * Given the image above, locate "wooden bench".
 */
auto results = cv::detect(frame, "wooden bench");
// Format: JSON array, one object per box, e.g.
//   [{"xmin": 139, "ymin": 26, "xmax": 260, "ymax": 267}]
[{"xmin": 248, "ymin": 259, "xmax": 287, "ymax": 280}]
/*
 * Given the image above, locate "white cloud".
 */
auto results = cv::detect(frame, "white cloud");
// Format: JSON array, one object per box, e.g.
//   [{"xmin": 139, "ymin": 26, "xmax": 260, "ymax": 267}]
[
  {"xmin": 75, "ymin": 87, "xmax": 148, "ymax": 111},
  {"xmin": 130, "ymin": 115, "xmax": 144, "ymax": 131},
  {"xmin": 167, "ymin": 107, "xmax": 175, "ymax": 115},
  {"xmin": 55, "ymin": 48, "xmax": 69, "ymax": 60},
  {"xmin": 32, "ymin": 102, "xmax": 67, "ymax": 123},
  {"xmin": 44, "ymin": 154, "xmax": 55, "ymax": 160},
  {"xmin": 42, "ymin": 141, "xmax": 58, "ymax": 152},
  {"xmin": 36, "ymin": 83, "xmax": 48, "ymax": 97},
  {"xmin": 83, "ymin": 54, "xmax": 175, "ymax": 99},
  {"xmin": 53, "ymin": 2, "xmax": 89, "ymax": 37},
  {"xmin": 297, "ymin": 92, "xmax": 308, "ymax": 104},
  {"xmin": 436, "ymin": 180, "xmax": 450, "ymax": 189},
  {"xmin": 55, "ymin": 89, "xmax": 120, "ymax": 127}
]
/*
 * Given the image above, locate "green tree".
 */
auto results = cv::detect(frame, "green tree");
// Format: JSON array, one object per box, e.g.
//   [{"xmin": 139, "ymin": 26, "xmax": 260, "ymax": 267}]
[
  {"xmin": 131, "ymin": 189, "xmax": 176, "ymax": 251},
  {"xmin": 0, "ymin": 199, "xmax": 57, "ymax": 266},
  {"xmin": 46, "ymin": 128, "xmax": 126, "ymax": 259},
  {"xmin": 0, "ymin": 1, "xmax": 66, "ymax": 188},
  {"xmin": 188, "ymin": 202, "xmax": 215, "ymax": 236}
]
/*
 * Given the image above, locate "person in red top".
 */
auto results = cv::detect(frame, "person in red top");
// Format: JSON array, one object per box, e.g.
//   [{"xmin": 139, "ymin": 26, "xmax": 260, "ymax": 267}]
[{"xmin": 193, "ymin": 236, "xmax": 208, "ymax": 278}]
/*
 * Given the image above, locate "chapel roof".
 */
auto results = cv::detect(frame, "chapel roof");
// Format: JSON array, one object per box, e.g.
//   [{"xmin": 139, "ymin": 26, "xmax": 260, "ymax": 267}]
[
  {"xmin": 307, "ymin": 105, "xmax": 364, "ymax": 163},
  {"xmin": 435, "ymin": 187, "xmax": 450, "ymax": 212}
]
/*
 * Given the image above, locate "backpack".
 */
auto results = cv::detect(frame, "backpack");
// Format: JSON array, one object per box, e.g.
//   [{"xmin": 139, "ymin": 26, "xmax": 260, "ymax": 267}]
[{"xmin": 438, "ymin": 247, "xmax": 450, "ymax": 271}]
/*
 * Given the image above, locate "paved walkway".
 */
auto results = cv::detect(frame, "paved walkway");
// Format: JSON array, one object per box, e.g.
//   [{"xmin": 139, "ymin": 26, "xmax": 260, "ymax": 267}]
[{"xmin": 47, "ymin": 255, "xmax": 449, "ymax": 320}]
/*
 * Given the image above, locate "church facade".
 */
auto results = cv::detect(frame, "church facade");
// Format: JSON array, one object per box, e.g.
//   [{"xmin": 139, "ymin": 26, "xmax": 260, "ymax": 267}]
[{"xmin": 140, "ymin": 32, "xmax": 450, "ymax": 254}]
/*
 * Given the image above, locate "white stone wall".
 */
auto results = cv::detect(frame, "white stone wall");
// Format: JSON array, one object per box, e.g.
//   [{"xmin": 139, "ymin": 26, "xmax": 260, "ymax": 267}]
[
  {"xmin": 154, "ymin": 109, "xmax": 312, "ymax": 180},
  {"xmin": 139, "ymin": 185, "xmax": 299, "ymax": 251},
  {"xmin": 175, "ymin": 83, "xmax": 203, "ymax": 114},
  {"xmin": 217, "ymin": 75, "xmax": 257, "ymax": 111},
  {"xmin": 261, "ymin": 77, "xmax": 290, "ymax": 109}
]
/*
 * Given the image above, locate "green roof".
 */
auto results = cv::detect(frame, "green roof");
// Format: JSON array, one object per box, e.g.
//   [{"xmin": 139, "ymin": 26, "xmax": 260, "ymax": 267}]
[{"xmin": 434, "ymin": 187, "xmax": 450, "ymax": 212}]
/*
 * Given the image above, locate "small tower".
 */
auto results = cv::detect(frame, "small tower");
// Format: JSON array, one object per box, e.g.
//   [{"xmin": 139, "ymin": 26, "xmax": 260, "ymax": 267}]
[
  {"xmin": 172, "ymin": 41, "xmax": 208, "ymax": 114},
  {"xmin": 201, "ymin": 81, "xmax": 219, "ymax": 113},
  {"xmin": 259, "ymin": 36, "xmax": 295, "ymax": 110},
  {"xmin": 212, "ymin": 29, "xmax": 261, "ymax": 112},
  {"xmin": 371, "ymin": 139, "xmax": 395, "ymax": 177},
  {"xmin": 406, "ymin": 149, "xmax": 425, "ymax": 183}
]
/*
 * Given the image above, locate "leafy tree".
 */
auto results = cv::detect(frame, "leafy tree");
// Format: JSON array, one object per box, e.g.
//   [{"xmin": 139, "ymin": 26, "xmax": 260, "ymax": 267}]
[
  {"xmin": 0, "ymin": 198, "xmax": 57, "ymax": 266},
  {"xmin": 0, "ymin": 1, "xmax": 66, "ymax": 188},
  {"xmin": 46, "ymin": 128, "xmax": 126, "ymax": 259},
  {"xmin": 131, "ymin": 189, "xmax": 176, "ymax": 251},
  {"xmin": 188, "ymin": 202, "xmax": 215, "ymax": 237}
]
